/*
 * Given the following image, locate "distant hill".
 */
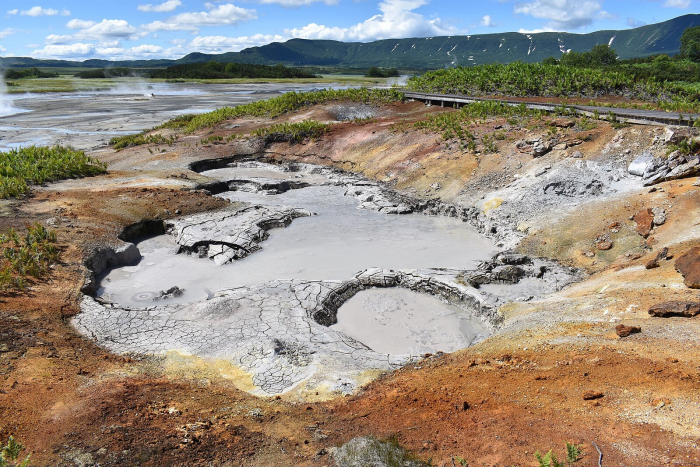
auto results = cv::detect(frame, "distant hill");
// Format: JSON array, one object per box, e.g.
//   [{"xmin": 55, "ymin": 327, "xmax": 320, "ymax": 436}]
[{"xmin": 3, "ymin": 14, "xmax": 700, "ymax": 71}]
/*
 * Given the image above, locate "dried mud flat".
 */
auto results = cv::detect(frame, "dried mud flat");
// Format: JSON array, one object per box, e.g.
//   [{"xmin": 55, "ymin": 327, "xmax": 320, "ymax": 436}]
[{"xmin": 1, "ymin": 94, "xmax": 700, "ymax": 466}]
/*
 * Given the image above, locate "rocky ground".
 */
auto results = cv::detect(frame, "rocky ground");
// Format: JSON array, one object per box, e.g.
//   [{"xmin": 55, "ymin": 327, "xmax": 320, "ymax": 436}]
[{"xmin": 1, "ymin": 98, "xmax": 700, "ymax": 466}]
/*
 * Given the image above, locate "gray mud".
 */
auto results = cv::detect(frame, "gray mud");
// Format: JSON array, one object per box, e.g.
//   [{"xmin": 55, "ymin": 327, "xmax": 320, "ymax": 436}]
[
  {"xmin": 331, "ymin": 288, "xmax": 490, "ymax": 355},
  {"xmin": 97, "ymin": 182, "xmax": 498, "ymax": 307},
  {"xmin": 0, "ymin": 82, "xmax": 341, "ymax": 151}
]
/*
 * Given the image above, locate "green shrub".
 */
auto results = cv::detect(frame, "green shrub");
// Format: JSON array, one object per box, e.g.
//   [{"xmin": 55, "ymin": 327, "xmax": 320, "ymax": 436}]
[
  {"xmin": 109, "ymin": 133, "xmax": 177, "ymax": 151},
  {"xmin": 0, "ymin": 436, "xmax": 31, "ymax": 467},
  {"xmin": 0, "ymin": 223, "xmax": 60, "ymax": 293},
  {"xmin": 251, "ymin": 120, "xmax": 331, "ymax": 143},
  {"xmin": 0, "ymin": 146, "xmax": 106, "ymax": 198},
  {"xmin": 535, "ymin": 442, "xmax": 583, "ymax": 467}
]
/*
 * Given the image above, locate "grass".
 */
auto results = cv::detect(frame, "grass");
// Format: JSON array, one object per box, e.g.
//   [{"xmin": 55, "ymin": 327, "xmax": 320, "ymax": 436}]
[
  {"xmin": 0, "ymin": 223, "xmax": 60, "ymax": 293},
  {"xmin": 251, "ymin": 120, "xmax": 332, "ymax": 143},
  {"xmin": 109, "ymin": 133, "xmax": 177, "ymax": 151},
  {"xmin": 111, "ymin": 87, "xmax": 402, "ymax": 150},
  {"xmin": 407, "ymin": 101, "xmax": 551, "ymax": 151},
  {"xmin": 180, "ymin": 87, "xmax": 404, "ymax": 133},
  {"xmin": 0, "ymin": 145, "xmax": 107, "ymax": 198},
  {"xmin": 3, "ymin": 75, "xmax": 386, "ymax": 94}
]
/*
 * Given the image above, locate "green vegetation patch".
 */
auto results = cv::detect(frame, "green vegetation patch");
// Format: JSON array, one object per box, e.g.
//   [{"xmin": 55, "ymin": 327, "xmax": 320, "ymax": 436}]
[
  {"xmin": 0, "ymin": 146, "xmax": 107, "ymax": 198},
  {"xmin": 0, "ymin": 223, "xmax": 60, "ymax": 293},
  {"xmin": 181, "ymin": 87, "xmax": 404, "ymax": 133},
  {"xmin": 535, "ymin": 442, "xmax": 583, "ymax": 467},
  {"xmin": 150, "ymin": 61, "xmax": 318, "ymax": 80},
  {"xmin": 366, "ymin": 66, "xmax": 400, "ymax": 78},
  {"xmin": 252, "ymin": 120, "xmax": 332, "ymax": 143},
  {"xmin": 407, "ymin": 59, "xmax": 700, "ymax": 112},
  {"xmin": 408, "ymin": 62, "xmax": 640, "ymax": 98},
  {"xmin": 109, "ymin": 133, "xmax": 178, "ymax": 151},
  {"xmin": 74, "ymin": 67, "xmax": 137, "ymax": 79},
  {"xmin": 4, "ymin": 67, "xmax": 58, "ymax": 79}
]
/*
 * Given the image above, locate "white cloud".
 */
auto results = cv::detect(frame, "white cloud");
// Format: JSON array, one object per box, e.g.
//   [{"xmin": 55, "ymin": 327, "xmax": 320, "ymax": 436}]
[
  {"xmin": 31, "ymin": 42, "xmax": 170, "ymax": 60},
  {"xmin": 0, "ymin": 45, "xmax": 6, "ymax": 52},
  {"xmin": 130, "ymin": 44, "xmax": 163, "ymax": 53},
  {"xmin": 480, "ymin": 15, "xmax": 495, "ymax": 27},
  {"xmin": 286, "ymin": 0, "xmax": 459, "ymax": 41},
  {"xmin": 78, "ymin": 19, "xmax": 143, "ymax": 40},
  {"xmin": 0, "ymin": 28, "xmax": 16, "ymax": 39},
  {"xmin": 137, "ymin": 0, "xmax": 183, "ymax": 12},
  {"xmin": 189, "ymin": 34, "xmax": 286, "ymax": 52},
  {"xmin": 20, "ymin": 6, "xmax": 59, "ymax": 16},
  {"xmin": 258, "ymin": 0, "xmax": 338, "ymax": 6},
  {"xmin": 7, "ymin": 9, "xmax": 18, "ymax": 15},
  {"xmin": 45, "ymin": 34, "xmax": 73, "ymax": 44},
  {"xmin": 66, "ymin": 19, "xmax": 96, "ymax": 29},
  {"xmin": 142, "ymin": 3, "xmax": 257, "ymax": 33},
  {"xmin": 32, "ymin": 42, "xmax": 97, "ymax": 58},
  {"xmin": 514, "ymin": 0, "xmax": 603, "ymax": 30},
  {"xmin": 664, "ymin": 0, "xmax": 690, "ymax": 7}
]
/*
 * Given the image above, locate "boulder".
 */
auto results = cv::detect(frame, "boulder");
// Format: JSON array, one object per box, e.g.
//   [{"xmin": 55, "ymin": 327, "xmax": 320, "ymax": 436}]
[
  {"xmin": 595, "ymin": 233, "xmax": 613, "ymax": 251},
  {"xmin": 645, "ymin": 247, "xmax": 669, "ymax": 269},
  {"xmin": 652, "ymin": 207, "xmax": 667, "ymax": 226},
  {"xmin": 532, "ymin": 140, "xmax": 552, "ymax": 157},
  {"xmin": 583, "ymin": 391, "xmax": 604, "ymax": 400},
  {"xmin": 628, "ymin": 153, "xmax": 655, "ymax": 177},
  {"xmin": 633, "ymin": 208, "xmax": 655, "ymax": 238},
  {"xmin": 675, "ymin": 247, "xmax": 700, "ymax": 288},
  {"xmin": 648, "ymin": 301, "xmax": 700, "ymax": 317},
  {"xmin": 615, "ymin": 324, "xmax": 641, "ymax": 337}
]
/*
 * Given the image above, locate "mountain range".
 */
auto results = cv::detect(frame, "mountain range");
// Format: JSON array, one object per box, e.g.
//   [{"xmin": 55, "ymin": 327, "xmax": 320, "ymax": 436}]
[{"xmin": 2, "ymin": 14, "xmax": 700, "ymax": 71}]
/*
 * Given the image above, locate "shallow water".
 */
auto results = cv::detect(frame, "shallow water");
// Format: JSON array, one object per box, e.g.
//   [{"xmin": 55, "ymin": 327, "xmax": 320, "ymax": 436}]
[
  {"xmin": 97, "ymin": 184, "xmax": 498, "ymax": 307},
  {"xmin": 331, "ymin": 288, "xmax": 491, "ymax": 355}
]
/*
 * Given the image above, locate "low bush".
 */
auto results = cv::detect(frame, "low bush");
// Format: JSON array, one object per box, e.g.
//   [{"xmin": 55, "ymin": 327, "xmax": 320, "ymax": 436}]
[
  {"xmin": 251, "ymin": 120, "xmax": 331, "ymax": 143},
  {"xmin": 0, "ymin": 146, "xmax": 107, "ymax": 198},
  {"xmin": 0, "ymin": 223, "xmax": 59, "ymax": 293}
]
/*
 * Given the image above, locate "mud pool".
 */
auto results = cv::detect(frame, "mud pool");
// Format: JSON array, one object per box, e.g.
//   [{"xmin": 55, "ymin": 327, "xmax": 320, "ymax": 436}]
[
  {"xmin": 97, "ymin": 184, "xmax": 498, "ymax": 307},
  {"xmin": 331, "ymin": 288, "xmax": 491, "ymax": 355}
]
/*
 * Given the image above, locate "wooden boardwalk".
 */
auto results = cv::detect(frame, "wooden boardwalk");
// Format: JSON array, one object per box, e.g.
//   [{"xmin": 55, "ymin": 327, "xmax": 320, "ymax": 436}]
[{"xmin": 403, "ymin": 91, "xmax": 700, "ymax": 127}]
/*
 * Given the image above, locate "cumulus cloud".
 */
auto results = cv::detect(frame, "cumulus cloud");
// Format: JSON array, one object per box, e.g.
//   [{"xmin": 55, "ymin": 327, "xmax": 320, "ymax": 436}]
[
  {"xmin": 32, "ymin": 42, "xmax": 97, "ymax": 58},
  {"xmin": 32, "ymin": 42, "xmax": 168, "ymax": 60},
  {"xmin": 19, "ymin": 6, "xmax": 60, "ymax": 16},
  {"xmin": 66, "ymin": 19, "xmax": 96, "ymax": 29},
  {"xmin": 480, "ymin": 15, "xmax": 496, "ymax": 27},
  {"xmin": 142, "ymin": 3, "xmax": 257, "ymax": 33},
  {"xmin": 61, "ymin": 19, "xmax": 145, "ymax": 42},
  {"xmin": 137, "ymin": 0, "xmax": 183, "ymax": 12},
  {"xmin": 627, "ymin": 17, "xmax": 647, "ymax": 27},
  {"xmin": 130, "ymin": 44, "xmax": 163, "ymax": 53},
  {"xmin": 514, "ymin": 0, "xmax": 605, "ymax": 30},
  {"xmin": 189, "ymin": 34, "xmax": 286, "ymax": 52},
  {"xmin": 286, "ymin": 0, "xmax": 459, "ymax": 41},
  {"xmin": 6, "ymin": 9, "xmax": 18, "ymax": 15},
  {"xmin": 0, "ymin": 45, "xmax": 5, "ymax": 52},
  {"xmin": 664, "ymin": 0, "xmax": 690, "ymax": 7},
  {"xmin": 258, "ymin": 0, "xmax": 338, "ymax": 6}
]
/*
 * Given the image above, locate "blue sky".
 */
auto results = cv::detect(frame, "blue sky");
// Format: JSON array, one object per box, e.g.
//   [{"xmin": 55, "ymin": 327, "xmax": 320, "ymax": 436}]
[{"xmin": 0, "ymin": 0, "xmax": 696, "ymax": 60}]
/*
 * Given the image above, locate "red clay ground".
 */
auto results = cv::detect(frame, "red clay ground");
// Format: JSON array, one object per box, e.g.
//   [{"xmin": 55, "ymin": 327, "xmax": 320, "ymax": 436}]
[{"xmin": 1, "ymin": 100, "xmax": 699, "ymax": 466}]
